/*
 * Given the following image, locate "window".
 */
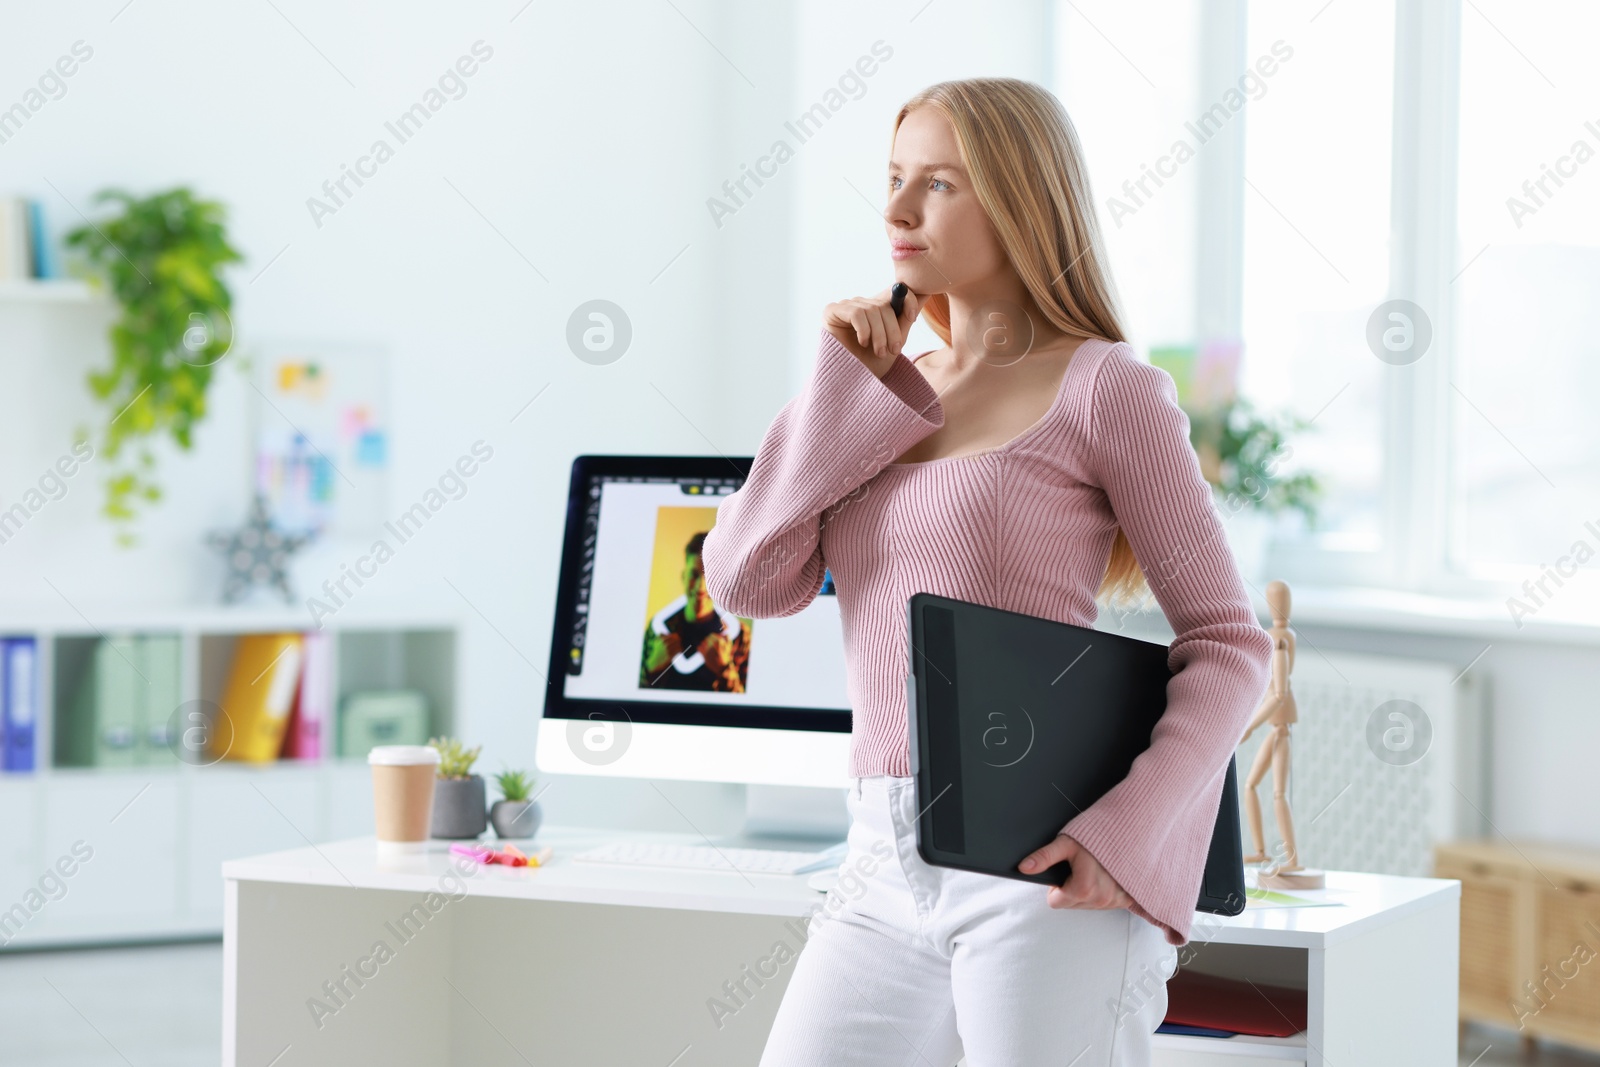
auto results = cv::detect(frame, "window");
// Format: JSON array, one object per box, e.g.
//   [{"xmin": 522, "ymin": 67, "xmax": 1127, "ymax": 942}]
[
  {"xmin": 1054, "ymin": 0, "xmax": 1202, "ymax": 355},
  {"xmin": 1450, "ymin": 0, "xmax": 1600, "ymax": 586},
  {"xmin": 1241, "ymin": 0, "xmax": 1395, "ymax": 557},
  {"xmin": 1056, "ymin": 0, "xmax": 1600, "ymax": 601}
]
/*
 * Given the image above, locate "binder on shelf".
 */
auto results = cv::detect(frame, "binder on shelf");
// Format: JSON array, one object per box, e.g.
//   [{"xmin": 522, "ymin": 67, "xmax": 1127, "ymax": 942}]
[
  {"xmin": 281, "ymin": 630, "xmax": 331, "ymax": 760},
  {"xmin": 2, "ymin": 637, "xmax": 38, "ymax": 772},
  {"xmin": 63, "ymin": 635, "xmax": 142, "ymax": 768},
  {"xmin": 213, "ymin": 633, "xmax": 304, "ymax": 763},
  {"xmin": 138, "ymin": 635, "xmax": 181, "ymax": 766},
  {"xmin": 59, "ymin": 634, "xmax": 185, "ymax": 768}
]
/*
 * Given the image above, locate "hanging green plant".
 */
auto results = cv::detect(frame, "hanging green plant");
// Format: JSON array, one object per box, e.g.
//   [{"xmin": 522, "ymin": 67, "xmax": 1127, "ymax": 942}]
[{"xmin": 64, "ymin": 187, "xmax": 244, "ymax": 544}]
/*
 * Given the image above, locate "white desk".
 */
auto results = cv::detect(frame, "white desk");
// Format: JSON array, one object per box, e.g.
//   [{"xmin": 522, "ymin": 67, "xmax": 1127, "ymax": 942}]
[{"xmin": 222, "ymin": 828, "xmax": 1459, "ymax": 1067}]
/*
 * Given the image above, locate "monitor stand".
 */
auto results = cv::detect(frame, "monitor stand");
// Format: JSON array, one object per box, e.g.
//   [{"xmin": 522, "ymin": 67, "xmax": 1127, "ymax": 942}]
[{"xmin": 729, "ymin": 783, "xmax": 849, "ymax": 848}]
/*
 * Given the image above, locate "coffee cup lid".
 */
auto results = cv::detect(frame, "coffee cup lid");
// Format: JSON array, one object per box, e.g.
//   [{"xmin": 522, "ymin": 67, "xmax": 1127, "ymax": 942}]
[{"xmin": 367, "ymin": 745, "xmax": 441, "ymax": 766}]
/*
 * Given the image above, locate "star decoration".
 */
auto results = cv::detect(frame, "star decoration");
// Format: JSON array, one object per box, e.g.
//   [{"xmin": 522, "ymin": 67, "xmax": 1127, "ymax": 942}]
[{"xmin": 206, "ymin": 494, "xmax": 311, "ymax": 604}]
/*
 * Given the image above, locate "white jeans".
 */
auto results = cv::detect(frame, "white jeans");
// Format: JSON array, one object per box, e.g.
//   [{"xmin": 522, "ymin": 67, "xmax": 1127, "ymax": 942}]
[{"xmin": 759, "ymin": 775, "xmax": 1179, "ymax": 1067}]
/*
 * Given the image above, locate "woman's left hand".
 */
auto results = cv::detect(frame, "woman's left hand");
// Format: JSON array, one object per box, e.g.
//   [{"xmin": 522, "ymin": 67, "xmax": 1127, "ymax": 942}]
[{"xmin": 1019, "ymin": 834, "xmax": 1134, "ymax": 911}]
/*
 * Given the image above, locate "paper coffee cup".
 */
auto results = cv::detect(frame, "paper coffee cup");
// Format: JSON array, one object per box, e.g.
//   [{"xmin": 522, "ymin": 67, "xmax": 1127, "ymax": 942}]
[{"xmin": 369, "ymin": 745, "xmax": 440, "ymax": 855}]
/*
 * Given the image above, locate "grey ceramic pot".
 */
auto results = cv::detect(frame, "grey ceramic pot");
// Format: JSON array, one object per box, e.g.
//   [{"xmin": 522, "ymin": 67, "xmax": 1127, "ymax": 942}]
[
  {"xmin": 430, "ymin": 775, "xmax": 487, "ymax": 839},
  {"xmin": 490, "ymin": 799, "xmax": 542, "ymax": 840}
]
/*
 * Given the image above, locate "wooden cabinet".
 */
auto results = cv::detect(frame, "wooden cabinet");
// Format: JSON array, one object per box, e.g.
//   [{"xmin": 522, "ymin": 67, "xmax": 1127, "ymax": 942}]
[{"xmin": 1434, "ymin": 839, "xmax": 1600, "ymax": 1053}]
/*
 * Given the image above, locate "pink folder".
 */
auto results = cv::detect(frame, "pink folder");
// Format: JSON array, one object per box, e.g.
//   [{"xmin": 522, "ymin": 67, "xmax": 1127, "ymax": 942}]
[{"xmin": 282, "ymin": 630, "xmax": 332, "ymax": 760}]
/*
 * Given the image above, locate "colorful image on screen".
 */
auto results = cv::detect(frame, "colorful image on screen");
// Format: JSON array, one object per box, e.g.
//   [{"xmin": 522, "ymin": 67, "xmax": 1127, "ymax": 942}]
[{"xmin": 638, "ymin": 507, "xmax": 753, "ymax": 693}]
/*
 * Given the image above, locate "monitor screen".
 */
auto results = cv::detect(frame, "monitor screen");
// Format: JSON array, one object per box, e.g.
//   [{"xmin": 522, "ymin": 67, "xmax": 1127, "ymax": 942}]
[{"xmin": 544, "ymin": 455, "xmax": 852, "ymax": 734}]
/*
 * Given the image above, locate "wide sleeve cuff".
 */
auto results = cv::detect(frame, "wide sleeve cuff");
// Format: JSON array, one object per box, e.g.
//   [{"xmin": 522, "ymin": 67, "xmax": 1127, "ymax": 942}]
[
  {"xmin": 876, "ymin": 340, "xmax": 942, "ymax": 421},
  {"xmin": 1056, "ymin": 345, "xmax": 1273, "ymax": 946}
]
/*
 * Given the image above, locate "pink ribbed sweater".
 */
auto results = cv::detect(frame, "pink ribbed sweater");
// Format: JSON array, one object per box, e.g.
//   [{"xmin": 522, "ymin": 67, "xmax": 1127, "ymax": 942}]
[{"xmin": 701, "ymin": 329, "xmax": 1273, "ymax": 945}]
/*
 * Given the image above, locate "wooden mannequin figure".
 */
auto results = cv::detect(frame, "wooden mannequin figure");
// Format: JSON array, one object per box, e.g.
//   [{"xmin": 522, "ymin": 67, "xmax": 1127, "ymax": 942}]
[{"xmin": 1239, "ymin": 579, "xmax": 1325, "ymax": 890}]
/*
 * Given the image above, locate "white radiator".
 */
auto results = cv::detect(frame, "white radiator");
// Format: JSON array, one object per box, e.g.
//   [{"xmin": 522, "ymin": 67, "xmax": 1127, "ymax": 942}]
[{"xmin": 1235, "ymin": 649, "xmax": 1489, "ymax": 877}]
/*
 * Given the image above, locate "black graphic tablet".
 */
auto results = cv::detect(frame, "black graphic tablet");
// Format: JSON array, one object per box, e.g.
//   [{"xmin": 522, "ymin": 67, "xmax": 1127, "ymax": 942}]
[{"xmin": 906, "ymin": 592, "xmax": 1247, "ymax": 917}]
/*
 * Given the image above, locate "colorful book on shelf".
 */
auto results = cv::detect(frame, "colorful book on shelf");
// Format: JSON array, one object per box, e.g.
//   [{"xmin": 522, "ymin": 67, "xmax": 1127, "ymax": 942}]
[
  {"xmin": 26, "ymin": 200, "xmax": 54, "ymax": 279},
  {"xmin": 1162, "ymin": 969, "xmax": 1308, "ymax": 1038},
  {"xmin": 212, "ymin": 633, "xmax": 304, "ymax": 763},
  {"xmin": 2, "ymin": 637, "xmax": 38, "ymax": 772},
  {"xmin": 1155, "ymin": 1021, "xmax": 1240, "ymax": 1038},
  {"xmin": 0, "ymin": 198, "xmax": 58, "ymax": 281},
  {"xmin": 280, "ymin": 630, "xmax": 331, "ymax": 760}
]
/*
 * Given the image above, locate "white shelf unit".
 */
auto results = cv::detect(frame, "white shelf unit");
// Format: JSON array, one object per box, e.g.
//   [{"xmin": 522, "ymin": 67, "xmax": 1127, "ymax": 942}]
[
  {"xmin": 0, "ymin": 606, "xmax": 458, "ymax": 949},
  {"xmin": 0, "ymin": 279, "xmax": 96, "ymax": 302}
]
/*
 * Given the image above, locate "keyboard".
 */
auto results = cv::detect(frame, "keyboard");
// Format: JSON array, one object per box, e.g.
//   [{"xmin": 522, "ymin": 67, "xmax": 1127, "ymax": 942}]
[{"xmin": 572, "ymin": 840, "xmax": 847, "ymax": 876}]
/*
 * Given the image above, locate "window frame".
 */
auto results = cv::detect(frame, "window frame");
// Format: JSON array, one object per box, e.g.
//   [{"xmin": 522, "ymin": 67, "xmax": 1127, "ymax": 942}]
[{"xmin": 1179, "ymin": 0, "xmax": 1483, "ymax": 599}]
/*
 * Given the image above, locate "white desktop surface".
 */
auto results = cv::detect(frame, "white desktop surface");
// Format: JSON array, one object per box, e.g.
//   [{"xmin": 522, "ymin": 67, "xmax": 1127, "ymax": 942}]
[
  {"xmin": 222, "ymin": 827, "xmax": 1459, "ymax": 947},
  {"xmin": 222, "ymin": 829, "xmax": 1461, "ymax": 1066},
  {"xmin": 222, "ymin": 826, "xmax": 824, "ymax": 918}
]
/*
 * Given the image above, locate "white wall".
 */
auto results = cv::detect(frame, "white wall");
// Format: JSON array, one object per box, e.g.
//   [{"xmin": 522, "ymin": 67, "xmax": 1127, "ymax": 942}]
[
  {"xmin": 0, "ymin": 0, "xmax": 784, "ymax": 830},
  {"xmin": 0, "ymin": 0, "xmax": 1057, "ymax": 834}
]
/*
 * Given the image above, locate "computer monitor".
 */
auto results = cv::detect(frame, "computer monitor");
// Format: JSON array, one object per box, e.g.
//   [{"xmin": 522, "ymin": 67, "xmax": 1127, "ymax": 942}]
[{"xmin": 537, "ymin": 455, "xmax": 854, "ymax": 793}]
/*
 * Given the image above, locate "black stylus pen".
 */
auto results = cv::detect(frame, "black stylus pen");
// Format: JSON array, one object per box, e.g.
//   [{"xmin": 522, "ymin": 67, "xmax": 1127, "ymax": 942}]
[{"xmin": 890, "ymin": 281, "xmax": 909, "ymax": 318}]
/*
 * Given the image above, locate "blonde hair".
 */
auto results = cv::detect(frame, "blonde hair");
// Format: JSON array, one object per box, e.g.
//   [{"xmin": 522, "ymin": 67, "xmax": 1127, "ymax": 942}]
[{"xmin": 893, "ymin": 77, "xmax": 1149, "ymax": 607}]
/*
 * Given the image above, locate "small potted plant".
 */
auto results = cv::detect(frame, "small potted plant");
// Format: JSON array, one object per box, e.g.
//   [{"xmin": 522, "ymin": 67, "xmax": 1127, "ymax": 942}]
[
  {"xmin": 427, "ymin": 737, "xmax": 486, "ymax": 839},
  {"xmin": 1149, "ymin": 341, "xmax": 1322, "ymax": 587},
  {"xmin": 1188, "ymin": 398, "xmax": 1322, "ymax": 586},
  {"xmin": 489, "ymin": 769, "xmax": 542, "ymax": 840}
]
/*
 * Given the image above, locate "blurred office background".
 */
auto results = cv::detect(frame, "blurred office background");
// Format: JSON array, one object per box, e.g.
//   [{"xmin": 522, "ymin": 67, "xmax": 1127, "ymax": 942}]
[{"xmin": 1, "ymin": 1, "xmax": 1597, "ymax": 1063}]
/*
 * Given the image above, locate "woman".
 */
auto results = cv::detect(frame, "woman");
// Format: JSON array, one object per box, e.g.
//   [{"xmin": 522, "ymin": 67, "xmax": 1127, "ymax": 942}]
[{"xmin": 701, "ymin": 78, "xmax": 1273, "ymax": 1067}]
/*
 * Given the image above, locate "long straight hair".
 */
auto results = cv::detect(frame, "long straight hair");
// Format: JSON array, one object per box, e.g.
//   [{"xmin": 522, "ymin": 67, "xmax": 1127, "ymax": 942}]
[{"xmin": 893, "ymin": 78, "xmax": 1149, "ymax": 607}]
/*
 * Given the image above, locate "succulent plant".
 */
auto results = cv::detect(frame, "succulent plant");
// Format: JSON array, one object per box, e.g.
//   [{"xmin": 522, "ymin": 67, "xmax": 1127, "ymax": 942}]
[
  {"xmin": 494, "ymin": 769, "xmax": 534, "ymax": 802},
  {"xmin": 427, "ymin": 737, "xmax": 481, "ymax": 779}
]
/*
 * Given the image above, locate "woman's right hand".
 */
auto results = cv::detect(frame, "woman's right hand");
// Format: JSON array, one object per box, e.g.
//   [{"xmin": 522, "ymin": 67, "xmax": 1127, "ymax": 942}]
[{"xmin": 823, "ymin": 287, "xmax": 923, "ymax": 379}]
